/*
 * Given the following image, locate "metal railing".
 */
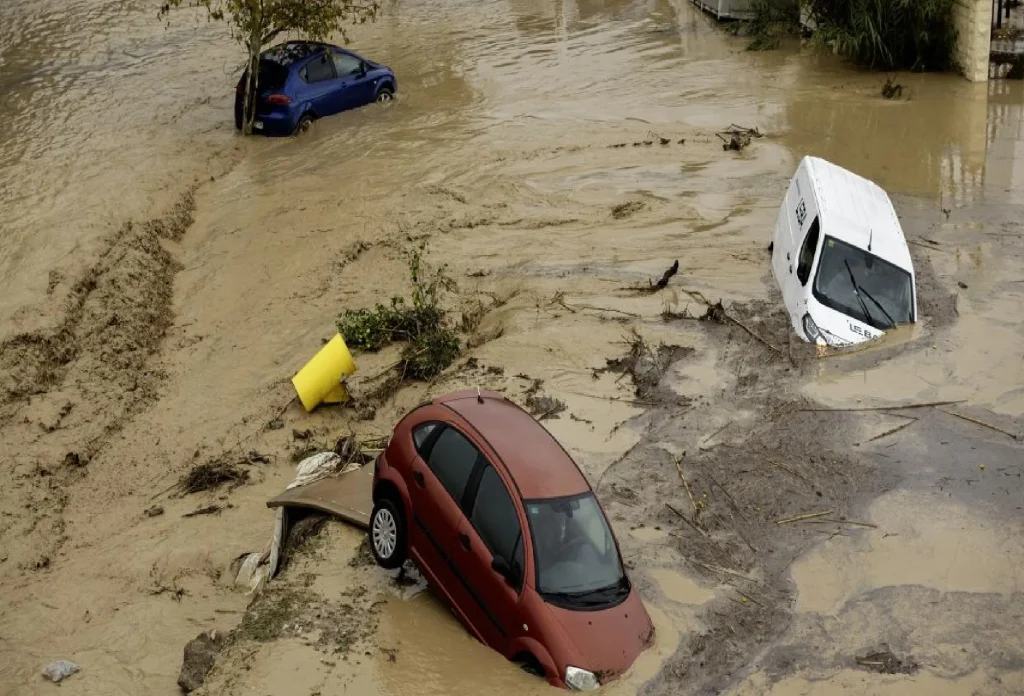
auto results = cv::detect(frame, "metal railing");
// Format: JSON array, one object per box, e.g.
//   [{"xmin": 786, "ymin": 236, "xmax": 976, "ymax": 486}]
[{"xmin": 993, "ymin": 0, "xmax": 1015, "ymax": 30}]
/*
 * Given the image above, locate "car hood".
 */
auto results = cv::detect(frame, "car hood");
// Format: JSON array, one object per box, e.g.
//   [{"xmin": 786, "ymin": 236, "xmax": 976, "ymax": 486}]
[{"xmin": 547, "ymin": 588, "xmax": 654, "ymax": 681}]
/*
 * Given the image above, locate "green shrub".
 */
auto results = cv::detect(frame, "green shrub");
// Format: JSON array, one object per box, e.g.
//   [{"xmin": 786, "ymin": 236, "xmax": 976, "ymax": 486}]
[
  {"xmin": 806, "ymin": 0, "xmax": 957, "ymax": 71},
  {"xmin": 337, "ymin": 245, "xmax": 461, "ymax": 382}
]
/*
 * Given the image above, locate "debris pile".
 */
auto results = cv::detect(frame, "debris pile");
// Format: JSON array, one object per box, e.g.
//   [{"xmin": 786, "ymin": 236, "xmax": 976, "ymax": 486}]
[{"xmin": 717, "ymin": 124, "xmax": 763, "ymax": 152}]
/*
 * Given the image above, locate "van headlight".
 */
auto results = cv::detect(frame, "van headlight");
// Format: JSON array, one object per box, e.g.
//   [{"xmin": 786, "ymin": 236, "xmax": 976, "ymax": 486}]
[
  {"xmin": 565, "ymin": 666, "xmax": 598, "ymax": 691},
  {"xmin": 801, "ymin": 313, "xmax": 826, "ymax": 346}
]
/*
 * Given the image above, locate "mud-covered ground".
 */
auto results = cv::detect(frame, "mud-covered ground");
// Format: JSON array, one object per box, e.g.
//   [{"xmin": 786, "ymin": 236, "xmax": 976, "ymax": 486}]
[{"xmin": 2, "ymin": 0, "xmax": 1024, "ymax": 695}]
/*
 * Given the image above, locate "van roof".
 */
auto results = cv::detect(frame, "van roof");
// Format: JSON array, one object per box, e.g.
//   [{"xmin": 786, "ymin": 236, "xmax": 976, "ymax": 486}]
[
  {"xmin": 437, "ymin": 391, "xmax": 591, "ymax": 500},
  {"xmin": 802, "ymin": 156, "xmax": 914, "ymax": 273}
]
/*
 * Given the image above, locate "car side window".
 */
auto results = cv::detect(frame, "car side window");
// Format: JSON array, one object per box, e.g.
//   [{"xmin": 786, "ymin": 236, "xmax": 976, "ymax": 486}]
[
  {"xmin": 426, "ymin": 427, "xmax": 479, "ymax": 505},
  {"xmin": 303, "ymin": 54, "xmax": 335, "ymax": 83},
  {"xmin": 797, "ymin": 216, "xmax": 820, "ymax": 286},
  {"xmin": 411, "ymin": 422, "xmax": 440, "ymax": 456},
  {"xmin": 331, "ymin": 51, "xmax": 363, "ymax": 77},
  {"xmin": 469, "ymin": 464, "xmax": 523, "ymax": 574}
]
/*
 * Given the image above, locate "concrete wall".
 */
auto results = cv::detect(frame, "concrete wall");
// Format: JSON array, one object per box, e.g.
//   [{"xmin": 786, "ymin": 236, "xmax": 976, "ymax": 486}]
[{"xmin": 953, "ymin": 0, "xmax": 993, "ymax": 82}]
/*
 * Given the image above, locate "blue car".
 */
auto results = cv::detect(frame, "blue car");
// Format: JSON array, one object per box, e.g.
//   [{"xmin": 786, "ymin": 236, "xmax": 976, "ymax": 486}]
[{"xmin": 234, "ymin": 41, "xmax": 397, "ymax": 136}]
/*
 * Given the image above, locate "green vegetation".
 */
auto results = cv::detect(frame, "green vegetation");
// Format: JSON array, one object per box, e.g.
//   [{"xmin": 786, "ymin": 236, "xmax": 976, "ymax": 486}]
[
  {"xmin": 741, "ymin": 0, "xmax": 801, "ymax": 51},
  {"xmin": 158, "ymin": 0, "xmax": 380, "ymax": 135},
  {"xmin": 806, "ymin": 0, "xmax": 957, "ymax": 71},
  {"xmin": 741, "ymin": 0, "xmax": 957, "ymax": 72},
  {"xmin": 338, "ymin": 245, "xmax": 461, "ymax": 381}
]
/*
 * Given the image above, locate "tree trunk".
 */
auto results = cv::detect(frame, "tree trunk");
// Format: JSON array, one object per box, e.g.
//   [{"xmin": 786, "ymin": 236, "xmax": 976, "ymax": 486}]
[{"xmin": 243, "ymin": 24, "xmax": 261, "ymax": 136}]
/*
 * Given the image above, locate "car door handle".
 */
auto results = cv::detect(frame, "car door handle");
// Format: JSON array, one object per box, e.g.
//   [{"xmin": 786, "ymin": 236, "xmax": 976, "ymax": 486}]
[
  {"xmin": 459, "ymin": 533, "xmax": 471, "ymax": 550},
  {"xmin": 413, "ymin": 470, "xmax": 425, "ymax": 488}
]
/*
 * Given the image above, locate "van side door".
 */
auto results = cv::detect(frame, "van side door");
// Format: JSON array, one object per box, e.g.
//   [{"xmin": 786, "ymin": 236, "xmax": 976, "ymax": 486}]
[
  {"xmin": 454, "ymin": 460, "xmax": 526, "ymax": 655},
  {"xmin": 780, "ymin": 169, "xmax": 818, "ymax": 320}
]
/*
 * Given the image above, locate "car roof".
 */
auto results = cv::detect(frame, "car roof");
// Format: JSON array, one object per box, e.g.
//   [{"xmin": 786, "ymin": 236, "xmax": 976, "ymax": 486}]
[
  {"xmin": 434, "ymin": 391, "xmax": 591, "ymax": 501},
  {"xmin": 262, "ymin": 41, "xmax": 339, "ymax": 66},
  {"xmin": 802, "ymin": 156, "xmax": 914, "ymax": 274}
]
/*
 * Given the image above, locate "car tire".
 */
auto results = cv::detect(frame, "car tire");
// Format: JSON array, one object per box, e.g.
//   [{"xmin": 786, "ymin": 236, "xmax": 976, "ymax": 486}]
[
  {"xmin": 375, "ymin": 87, "xmax": 394, "ymax": 104},
  {"xmin": 295, "ymin": 113, "xmax": 314, "ymax": 135},
  {"xmin": 369, "ymin": 496, "xmax": 407, "ymax": 569}
]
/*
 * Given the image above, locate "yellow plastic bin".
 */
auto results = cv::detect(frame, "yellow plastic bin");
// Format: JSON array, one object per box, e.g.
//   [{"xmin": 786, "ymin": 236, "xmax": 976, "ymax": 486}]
[{"xmin": 291, "ymin": 333, "xmax": 357, "ymax": 412}]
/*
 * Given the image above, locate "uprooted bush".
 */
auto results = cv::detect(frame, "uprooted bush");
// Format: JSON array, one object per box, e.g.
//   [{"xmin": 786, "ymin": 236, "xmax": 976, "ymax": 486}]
[{"xmin": 337, "ymin": 245, "xmax": 460, "ymax": 381}]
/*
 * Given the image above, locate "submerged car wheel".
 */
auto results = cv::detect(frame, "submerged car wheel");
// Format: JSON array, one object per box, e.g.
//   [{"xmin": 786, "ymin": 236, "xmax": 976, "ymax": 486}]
[
  {"xmin": 295, "ymin": 113, "xmax": 314, "ymax": 135},
  {"xmin": 375, "ymin": 87, "xmax": 394, "ymax": 104},
  {"xmin": 369, "ymin": 497, "xmax": 407, "ymax": 569}
]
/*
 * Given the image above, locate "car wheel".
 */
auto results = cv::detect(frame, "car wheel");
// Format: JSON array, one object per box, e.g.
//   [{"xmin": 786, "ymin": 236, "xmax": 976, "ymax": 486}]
[
  {"xmin": 295, "ymin": 113, "xmax": 314, "ymax": 135},
  {"xmin": 369, "ymin": 497, "xmax": 407, "ymax": 569},
  {"xmin": 375, "ymin": 87, "xmax": 394, "ymax": 104}
]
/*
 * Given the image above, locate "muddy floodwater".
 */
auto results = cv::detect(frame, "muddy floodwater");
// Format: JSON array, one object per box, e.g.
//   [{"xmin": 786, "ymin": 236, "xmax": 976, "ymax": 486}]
[{"xmin": 1, "ymin": 0, "xmax": 1023, "ymax": 694}]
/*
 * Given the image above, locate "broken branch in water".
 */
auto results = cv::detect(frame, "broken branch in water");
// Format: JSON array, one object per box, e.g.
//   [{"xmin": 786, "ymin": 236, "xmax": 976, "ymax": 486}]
[
  {"xmin": 819, "ymin": 519, "xmax": 878, "ymax": 529},
  {"xmin": 572, "ymin": 304, "xmax": 641, "ymax": 318},
  {"xmin": 800, "ymin": 400, "xmax": 967, "ymax": 413},
  {"xmin": 860, "ymin": 418, "xmax": 917, "ymax": 444},
  {"xmin": 699, "ymin": 420, "xmax": 733, "ymax": 449},
  {"xmin": 647, "ymin": 260, "xmax": 679, "ymax": 292},
  {"xmin": 679, "ymin": 287, "xmax": 782, "ymax": 355},
  {"xmin": 673, "ymin": 454, "xmax": 703, "ymax": 519},
  {"xmin": 665, "ymin": 503, "xmax": 708, "ymax": 537},
  {"xmin": 687, "ymin": 557, "xmax": 757, "ymax": 583},
  {"xmin": 183, "ymin": 504, "xmax": 223, "ymax": 518},
  {"xmin": 940, "ymin": 409, "xmax": 1020, "ymax": 440},
  {"xmin": 732, "ymin": 587, "xmax": 765, "ymax": 607},
  {"xmin": 776, "ymin": 510, "xmax": 833, "ymax": 525}
]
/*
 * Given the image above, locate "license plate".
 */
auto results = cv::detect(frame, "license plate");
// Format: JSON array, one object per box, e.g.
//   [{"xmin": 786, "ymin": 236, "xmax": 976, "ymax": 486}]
[{"xmin": 254, "ymin": 121, "xmax": 264, "ymax": 130}]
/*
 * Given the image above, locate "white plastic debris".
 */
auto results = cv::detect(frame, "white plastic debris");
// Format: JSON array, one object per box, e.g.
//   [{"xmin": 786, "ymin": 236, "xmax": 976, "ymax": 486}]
[
  {"xmin": 42, "ymin": 660, "xmax": 79, "ymax": 683},
  {"xmin": 287, "ymin": 451, "xmax": 342, "ymax": 489}
]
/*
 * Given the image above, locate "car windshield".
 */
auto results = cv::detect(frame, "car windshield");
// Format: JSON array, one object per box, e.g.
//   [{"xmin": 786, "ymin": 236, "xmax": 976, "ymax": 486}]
[
  {"xmin": 812, "ymin": 235, "xmax": 914, "ymax": 330},
  {"xmin": 526, "ymin": 493, "xmax": 627, "ymax": 607}
]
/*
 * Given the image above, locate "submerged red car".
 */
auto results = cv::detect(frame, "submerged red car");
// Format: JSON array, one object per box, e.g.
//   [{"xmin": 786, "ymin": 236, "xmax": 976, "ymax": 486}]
[{"xmin": 369, "ymin": 389, "xmax": 654, "ymax": 690}]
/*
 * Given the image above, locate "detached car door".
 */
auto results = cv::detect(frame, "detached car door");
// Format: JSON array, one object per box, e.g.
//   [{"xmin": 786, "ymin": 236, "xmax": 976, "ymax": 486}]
[{"xmin": 454, "ymin": 461, "xmax": 526, "ymax": 655}]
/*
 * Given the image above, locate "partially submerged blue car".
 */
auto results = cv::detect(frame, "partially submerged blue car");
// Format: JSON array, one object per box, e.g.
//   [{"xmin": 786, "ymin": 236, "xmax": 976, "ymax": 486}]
[{"xmin": 234, "ymin": 41, "xmax": 397, "ymax": 136}]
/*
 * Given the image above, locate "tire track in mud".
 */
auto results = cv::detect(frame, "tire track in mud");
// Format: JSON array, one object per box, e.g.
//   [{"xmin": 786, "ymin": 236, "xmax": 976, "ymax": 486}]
[{"xmin": 0, "ymin": 189, "xmax": 198, "ymax": 572}]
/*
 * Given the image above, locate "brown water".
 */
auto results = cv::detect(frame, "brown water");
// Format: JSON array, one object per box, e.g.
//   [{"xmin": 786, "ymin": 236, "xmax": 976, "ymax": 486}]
[{"xmin": 2, "ymin": 0, "xmax": 1024, "ymax": 694}]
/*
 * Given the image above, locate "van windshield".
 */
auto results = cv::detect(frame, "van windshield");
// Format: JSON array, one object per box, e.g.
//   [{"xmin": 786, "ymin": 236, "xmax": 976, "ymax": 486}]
[
  {"xmin": 813, "ymin": 235, "xmax": 914, "ymax": 330},
  {"xmin": 526, "ymin": 493, "xmax": 629, "ymax": 610}
]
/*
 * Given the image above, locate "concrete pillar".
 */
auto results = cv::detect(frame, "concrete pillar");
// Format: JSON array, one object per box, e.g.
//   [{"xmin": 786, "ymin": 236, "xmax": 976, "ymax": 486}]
[{"xmin": 953, "ymin": 0, "xmax": 993, "ymax": 82}]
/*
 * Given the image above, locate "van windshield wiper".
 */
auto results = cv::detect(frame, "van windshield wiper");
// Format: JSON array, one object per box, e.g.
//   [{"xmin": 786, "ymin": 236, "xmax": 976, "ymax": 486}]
[
  {"xmin": 858, "ymin": 285, "xmax": 897, "ymax": 329},
  {"xmin": 843, "ymin": 260, "xmax": 876, "ymax": 327}
]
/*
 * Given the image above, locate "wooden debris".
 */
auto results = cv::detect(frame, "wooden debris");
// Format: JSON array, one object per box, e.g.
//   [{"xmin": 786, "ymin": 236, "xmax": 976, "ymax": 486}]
[
  {"xmin": 183, "ymin": 505, "xmax": 223, "ymax": 518},
  {"xmin": 679, "ymin": 287, "xmax": 782, "ymax": 355},
  {"xmin": 860, "ymin": 418, "xmax": 917, "ymax": 444},
  {"xmin": 673, "ymin": 454, "xmax": 703, "ymax": 518},
  {"xmin": 776, "ymin": 510, "xmax": 833, "ymax": 525},
  {"xmin": 800, "ymin": 400, "xmax": 966, "ymax": 413},
  {"xmin": 940, "ymin": 409, "xmax": 1019, "ymax": 440},
  {"xmin": 648, "ymin": 260, "xmax": 679, "ymax": 292},
  {"xmin": 665, "ymin": 503, "xmax": 708, "ymax": 537},
  {"xmin": 856, "ymin": 650, "xmax": 918, "ymax": 675}
]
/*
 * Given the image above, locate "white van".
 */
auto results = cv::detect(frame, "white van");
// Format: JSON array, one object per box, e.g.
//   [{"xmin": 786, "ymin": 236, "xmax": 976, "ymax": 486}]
[{"xmin": 771, "ymin": 156, "xmax": 917, "ymax": 347}]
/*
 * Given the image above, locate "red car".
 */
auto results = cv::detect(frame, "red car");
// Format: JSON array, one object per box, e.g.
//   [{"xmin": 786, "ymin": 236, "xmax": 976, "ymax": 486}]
[{"xmin": 369, "ymin": 389, "xmax": 654, "ymax": 690}]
